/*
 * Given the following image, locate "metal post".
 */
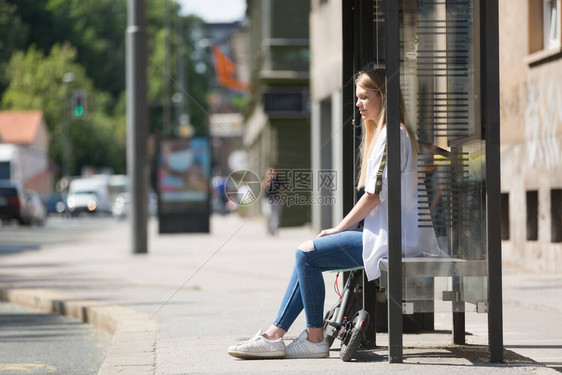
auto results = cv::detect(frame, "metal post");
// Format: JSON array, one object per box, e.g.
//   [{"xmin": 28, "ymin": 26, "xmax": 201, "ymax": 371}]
[
  {"xmin": 340, "ymin": 0, "xmax": 357, "ymax": 326},
  {"xmin": 358, "ymin": 0, "xmax": 378, "ymax": 348},
  {"xmin": 63, "ymin": 88, "xmax": 71, "ymax": 178},
  {"xmin": 176, "ymin": 12, "xmax": 186, "ymax": 125},
  {"xmin": 163, "ymin": 0, "xmax": 171, "ymax": 135},
  {"xmin": 452, "ymin": 276, "xmax": 466, "ymax": 344},
  {"xmin": 62, "ymin": 72, "xmax": 75, "ymax": 179},
  {"xmin": 126, "ymin": 0, "xmax": 148, "ymax": 254},
  {"xmin": 359, "ymin": 0, "xmax": 373, "ymax": 67},
  {"xmin": 342, "ymin": 0, "xmax": 355, "ymax": 215},
  {"xmin": 482, "ymin": 0, "xmax": 503, "ymax": 363},
  {"xmin": 385, "ymin": 0, "xmax": 403, "ymax": 363}
]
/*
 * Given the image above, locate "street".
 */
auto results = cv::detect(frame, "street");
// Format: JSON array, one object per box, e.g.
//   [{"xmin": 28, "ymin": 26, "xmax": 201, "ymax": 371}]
[
  {"xmin": 0, "ymin": 216, "xmax": 116, "ymax": 255},
  {"xmin": 0, "ymin": 216, "xmax": 116, "ymax": 374},
  {"xmin": 0, "ymin": 301, "xmax": 111, "ymax": 374}
]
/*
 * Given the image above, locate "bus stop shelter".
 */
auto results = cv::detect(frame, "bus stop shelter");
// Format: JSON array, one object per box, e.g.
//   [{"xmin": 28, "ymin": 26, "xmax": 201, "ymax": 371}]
[{"xmin": 341, "ymin": 0, "xmax": 502, "ymax": 363}]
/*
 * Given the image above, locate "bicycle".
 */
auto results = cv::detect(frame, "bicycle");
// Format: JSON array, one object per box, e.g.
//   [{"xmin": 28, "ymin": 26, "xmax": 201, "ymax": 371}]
[{"xmin": 323, "ymin": 268, "xmax": 370, "ymax": 362}]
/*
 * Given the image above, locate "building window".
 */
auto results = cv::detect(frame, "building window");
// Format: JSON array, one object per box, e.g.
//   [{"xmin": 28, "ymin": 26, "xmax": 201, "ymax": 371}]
[
  {"xmin": 552, "ymin": 189, "xmax": 562, "ymax": 243},
  {"xmin": 527, "ymin": 191, "xmax": 539, "ymax": 241},
  {"xmin": 545, "ymin": 0, "xmax": 560, "ymax": 50},
  {"xmin": 501, "ymin": 193, "xmax": 510, "ymax": 240},
  {"xmin": 528, "ymin": 0, "xmax": 561, "ymax": 55}
]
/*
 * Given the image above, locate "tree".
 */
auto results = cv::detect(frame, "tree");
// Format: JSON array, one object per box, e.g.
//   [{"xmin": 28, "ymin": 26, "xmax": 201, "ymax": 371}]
[
  {"xmin": 1, "ymin": 43, "xmax": 125, "ymax": 174},
  {"xmin": 1, "ymin": 0, "xmax": 213, "ymax": 174},
  {"xmin": 145, "ymin": 6, "xmax": 212, "ymax": 136},
  {"xmin": 7, "ymin": 0, "xmax": 212, "ymax": 134},
  {"xmin": 0, "ymin": 0, "xmax": 28, "ymax": 93},
  {"xmin": 8, "ymin": 0, "xmax": 128, "ymax": 102}
]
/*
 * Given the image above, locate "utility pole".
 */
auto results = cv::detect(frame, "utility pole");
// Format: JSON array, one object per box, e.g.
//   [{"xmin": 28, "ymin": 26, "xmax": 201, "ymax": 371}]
[
  {"xmin": 163, "ymin": 0, "xmax": 171, "ymax": 135},
  {"xmin": 126, "ymin": 0, "xmax": 148, "ymax": 254},
  {"xmin": 62, "ymin": 72, "xmax": 74, "ymax": 179},
  {"xmin": 176, "ymin": 12, "xmax": 186, "ymax": 133}
]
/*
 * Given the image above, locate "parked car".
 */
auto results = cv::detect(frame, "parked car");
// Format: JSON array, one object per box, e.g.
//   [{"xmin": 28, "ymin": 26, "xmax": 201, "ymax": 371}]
[
  {"xmin": 0, "ymin": 180, "xmax": 28, "ymax": 225},
  {"xmin": 112, "ymin": 191, "xmax": 158, "ymax": 220},
  {"xmin": 24, "ymin": 190, "xmax": 46, "ymax": 225},
  {"xmin": 67, "ymin": 177, "xmax": 111, "ymax": 216}
]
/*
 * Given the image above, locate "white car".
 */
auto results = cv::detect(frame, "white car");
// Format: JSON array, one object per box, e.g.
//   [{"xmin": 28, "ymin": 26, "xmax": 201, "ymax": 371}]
[
  {"xmin": 112, "ymin": 191, "xmax": 158, "ymax": 220},
  {"xmin": 67, "ymin": 177, "xmax": 111, "ymax": 215}
]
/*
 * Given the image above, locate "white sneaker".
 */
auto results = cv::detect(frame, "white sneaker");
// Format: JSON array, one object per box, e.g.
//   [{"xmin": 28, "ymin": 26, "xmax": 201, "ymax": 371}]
[
  {"xmin": 285, "ymin": 330, "xmax": 330, "ymax": 359},
  {"xmin": 227, "ymin": 330, "xmax": 286, "ymax": 359}
]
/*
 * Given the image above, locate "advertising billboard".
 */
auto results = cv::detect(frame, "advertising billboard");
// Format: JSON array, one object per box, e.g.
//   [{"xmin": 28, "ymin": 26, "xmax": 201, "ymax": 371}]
[{"xmin": 157, "ymin": 137, "xmax": 211, "ymax": 232}]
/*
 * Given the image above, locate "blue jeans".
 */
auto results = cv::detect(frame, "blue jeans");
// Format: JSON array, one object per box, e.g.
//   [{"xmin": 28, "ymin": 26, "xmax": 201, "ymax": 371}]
[{"xmin": 273, "ymin": 228, "xmax": 364, "ymax": 331}]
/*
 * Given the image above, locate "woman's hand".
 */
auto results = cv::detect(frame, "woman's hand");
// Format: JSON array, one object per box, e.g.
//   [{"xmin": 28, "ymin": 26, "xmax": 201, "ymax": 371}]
[
  {"xmin": 316, "ymin": 192, "xmax": 380, "ymax": 239},
  {"xmin": 316, "ymin": 227, "xmax": 342, "ymax": 238}
]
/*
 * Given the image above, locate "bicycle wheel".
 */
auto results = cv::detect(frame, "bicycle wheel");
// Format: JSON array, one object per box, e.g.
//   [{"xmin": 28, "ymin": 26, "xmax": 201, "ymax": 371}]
[
  {"xmin": 340, "ymin": 309, "xmax": 369, "ymax": 362},
  {"xmin": 323, "ymin": 303, "xmax": 340, "ymax": 348}
]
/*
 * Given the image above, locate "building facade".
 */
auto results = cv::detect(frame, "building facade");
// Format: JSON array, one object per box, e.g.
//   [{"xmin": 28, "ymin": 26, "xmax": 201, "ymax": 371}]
[
  {"xmin": 208, "ymin": 21, "xmax": 249, "ymax": 178},
  {"xmin": 499, "ymin": 0, "xmax": 562, "ymax": 272},
  {"xmin": 244, "ymin": 0, "xmax": 312, "ymax": 226},
  {"xmin": 0, "ymin": 110, "xmax": 52, "ymax": 195},
  {"xmin": 310, "ymin": 0, "xmax": 345, "ymax": 230}
]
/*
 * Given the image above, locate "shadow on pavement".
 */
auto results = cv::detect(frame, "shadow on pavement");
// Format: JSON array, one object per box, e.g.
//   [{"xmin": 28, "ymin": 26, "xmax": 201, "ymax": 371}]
[
  {"xmin": 447, "ymin": 345, "xmax": 543, "ymax": 367},
  {"xmin": 0, "ymin": 263, "xmax": 63, "ymax": 268},
  {"xmin": 0, "ymin": 244, "xmax": 40, "ymax": 255},
  {"xmin": 334, "ymin": 344, "xmax": 554, "ymax": 372},
  {"xmin": 505, "ymin": 345, "xmax": 562, "ymax": 373},
  {"xmin": 505, "ymin": 344, "xmax": 562, "ymax": 349}
]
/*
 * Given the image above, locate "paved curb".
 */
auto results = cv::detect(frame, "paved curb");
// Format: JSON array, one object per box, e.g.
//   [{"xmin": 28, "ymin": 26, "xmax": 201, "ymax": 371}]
[{"xmin": 0, "ymin": 288, "xmax": 157, "ymax": 375}]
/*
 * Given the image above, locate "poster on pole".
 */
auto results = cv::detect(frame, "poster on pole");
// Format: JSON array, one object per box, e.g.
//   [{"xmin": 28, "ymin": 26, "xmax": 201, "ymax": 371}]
[{"xmin": 156, "ymin": 137, "xmax": 211, "ymax": 233}]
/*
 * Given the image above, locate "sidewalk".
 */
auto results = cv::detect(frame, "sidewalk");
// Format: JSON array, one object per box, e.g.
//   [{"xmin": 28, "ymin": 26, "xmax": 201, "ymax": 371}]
[{"xmin": 0, "ymin": 214, "xmax": 560, "ymax": 374}]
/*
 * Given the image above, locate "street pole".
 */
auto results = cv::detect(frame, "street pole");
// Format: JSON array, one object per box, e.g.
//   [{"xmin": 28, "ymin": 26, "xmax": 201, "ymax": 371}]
[
  {"xmin": 385, "ymin": 0, "xmax": 403, "ymax": 363},
  {"xmin": 126, "ymin": 0, "xmax": 148, "ymax": 254},
  {"xmin": 163, "ymin": 0, "xmax": 171, "ymax": 135},
  {"xmin": 176, "ymin": 12, "xmax": 186, "ymax": 134},
  {"xmin": 63, "ymin": 87, "xmax": 70, "ymax": 178},
  {"xmin": 62, "ymin": 73, "xmax": 74, "ymax": 180}
]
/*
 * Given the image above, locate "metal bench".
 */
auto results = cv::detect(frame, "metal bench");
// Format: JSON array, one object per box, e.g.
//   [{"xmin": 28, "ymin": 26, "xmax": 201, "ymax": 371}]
[
  {"xmin": 376, "ymin": 257, "xmax": 489, "ymax": 344},
  {"xmin": 379, "ymin": 257, "xmax": 487, "ymax": 278},
  {"xmin": 327, "ymin": 256, "xmax": 488, "ymax": 345}
]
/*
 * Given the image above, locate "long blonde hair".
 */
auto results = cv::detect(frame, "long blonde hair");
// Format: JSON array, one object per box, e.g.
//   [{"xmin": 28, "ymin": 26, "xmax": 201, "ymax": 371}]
[{"xmin": 355, "ymin": 67, "xmax": 418, "ymax": 189}]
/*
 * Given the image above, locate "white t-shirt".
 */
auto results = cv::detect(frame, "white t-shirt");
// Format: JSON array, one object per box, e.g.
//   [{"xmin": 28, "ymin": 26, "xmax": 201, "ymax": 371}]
[{"xmin": 362, "ymin": 126, "xmax": 445, "ymax": 281}]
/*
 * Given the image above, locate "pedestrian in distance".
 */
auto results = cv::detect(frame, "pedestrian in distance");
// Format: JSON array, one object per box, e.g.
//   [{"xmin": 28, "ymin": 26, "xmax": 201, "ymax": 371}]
[
  {"xmin": 261, "ymin": 165, "xmax": 284, "ymax": 235},
  {"xmin": 227, "ymin": 66, "xmax": 444, "ymax": 359}
]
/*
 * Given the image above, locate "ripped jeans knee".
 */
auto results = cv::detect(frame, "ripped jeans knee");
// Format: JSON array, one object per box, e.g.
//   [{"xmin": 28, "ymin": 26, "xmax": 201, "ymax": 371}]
[{"xmin": 297, "ymin": 239, "xmax": 315, "ymax": 252}]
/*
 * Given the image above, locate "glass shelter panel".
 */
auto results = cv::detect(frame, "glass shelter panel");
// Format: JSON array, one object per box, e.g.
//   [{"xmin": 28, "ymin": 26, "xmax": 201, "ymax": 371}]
[{"xmin": 378, "ymin": 0, "xmax": 489, "ymax": 313}]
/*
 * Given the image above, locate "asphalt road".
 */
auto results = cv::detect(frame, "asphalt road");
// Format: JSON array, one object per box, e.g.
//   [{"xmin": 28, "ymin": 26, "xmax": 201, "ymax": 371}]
[
  {"xmin": 0, "ymin": 301, "xmax": 111, "ymax": 374},
  {"xmin": 0, "ymin": 215, "xmax": 117, "ymax": 255}
]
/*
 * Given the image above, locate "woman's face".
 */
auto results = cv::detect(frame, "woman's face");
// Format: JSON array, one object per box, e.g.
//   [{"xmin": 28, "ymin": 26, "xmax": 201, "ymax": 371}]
[{"xmin": 355, "ymin": 84, "xmax": 382, "ymax": 122}]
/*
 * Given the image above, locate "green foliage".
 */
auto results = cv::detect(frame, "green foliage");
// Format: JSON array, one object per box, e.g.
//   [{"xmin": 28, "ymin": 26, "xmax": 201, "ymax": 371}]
[
  {"xmin": 0, "ymin": 0, "xmax": 213, "ymax": 176},
  {"xmin": 69, "ymin": 111, "xmax": 125, "ymax": 174},
  {"xmin": 183, "ymin": 16, "xmax": 213, "ymax": 136},
  {"xmin": 41, "ymin": 0, "xmax": 127, "ymax": 100},
  {"xmin": 147, "ymin": 28, "xmax": 168, "ymax": 103},
  {"xmin": 2, "ymin": 44, "xmax": 88, "ymax": 127},
  {"xmin": 1, "ymin": 43, "xmax": 125, "ymax": 174},
  {"xmin": 146, "ymin": 12, "xmax": 212, "ymax": 136},
  {"xmin": 0, "ymin": 0, "xmax": 28, "ymax": 92},
  {"xmin": 231, "ymin": 95, "xmax": 248, "ymax": 112}
]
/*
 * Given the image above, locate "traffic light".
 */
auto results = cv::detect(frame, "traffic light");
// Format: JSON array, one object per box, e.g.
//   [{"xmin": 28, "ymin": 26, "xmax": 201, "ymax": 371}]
[{"xmin": 71, "ymin": 90, "xmax": 87, "ymax": 118}]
